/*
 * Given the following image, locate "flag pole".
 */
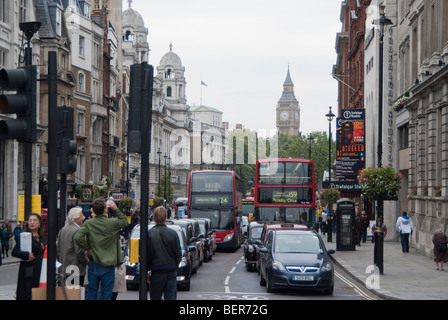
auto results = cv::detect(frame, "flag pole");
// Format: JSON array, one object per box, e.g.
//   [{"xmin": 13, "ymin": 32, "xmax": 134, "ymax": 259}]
[{"xmin": 200, "ymin": 81, "xmax": 202, "ymax": 106}]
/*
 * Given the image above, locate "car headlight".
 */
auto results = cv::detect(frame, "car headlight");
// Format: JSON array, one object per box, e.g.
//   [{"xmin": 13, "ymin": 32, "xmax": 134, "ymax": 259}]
[
  {"xmin": 321, "ymin": 262, "xmax": 333, "ymax": 272},
  {"xmin": 272, "ymin": 261, "xmax": 286, "ymax": 271},
  {"xmin": 224, "ymin": 233, "xmax": 234, "ymax": 241},
  {"xmin": 179, "ymin": 257, "xmax": 187, "ymax": 267}
]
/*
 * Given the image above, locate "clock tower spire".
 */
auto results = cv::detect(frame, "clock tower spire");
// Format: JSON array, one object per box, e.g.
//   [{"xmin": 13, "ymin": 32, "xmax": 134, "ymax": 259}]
[{"xmin": 276, "ymin": 66, "xmax": 300, "ymax": 135}]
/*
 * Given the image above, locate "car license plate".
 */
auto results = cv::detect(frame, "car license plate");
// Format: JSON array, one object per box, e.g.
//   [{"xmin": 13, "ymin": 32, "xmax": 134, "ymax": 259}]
[{"xmin": 293, "ymin": 275, "xmax": 314, "ymax": 281}]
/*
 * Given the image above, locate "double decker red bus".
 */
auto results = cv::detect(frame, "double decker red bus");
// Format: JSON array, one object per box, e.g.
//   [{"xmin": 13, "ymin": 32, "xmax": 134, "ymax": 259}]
[
  {"xmin": 188, "ymin": 170, "xmax": 243, "ymax": 251},
  {"xmin": 254, "ymin": 158, "xmax": 316, "ymax": 226}
]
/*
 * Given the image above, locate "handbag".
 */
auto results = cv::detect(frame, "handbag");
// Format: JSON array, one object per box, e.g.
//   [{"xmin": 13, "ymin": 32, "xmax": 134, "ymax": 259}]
[{"xmin": 437, "ymin": 242, "xmax": 447, "ymax": 253}]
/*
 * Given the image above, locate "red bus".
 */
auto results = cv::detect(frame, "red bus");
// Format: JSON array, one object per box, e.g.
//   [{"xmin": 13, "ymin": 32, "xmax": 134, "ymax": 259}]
[
  {"xmin": 188, "ymin": 170, "xmax": 243, "ymax": 251},
  {"xmin": 254, "ymin": 158, "xmax": 316, "ymax": 226}
]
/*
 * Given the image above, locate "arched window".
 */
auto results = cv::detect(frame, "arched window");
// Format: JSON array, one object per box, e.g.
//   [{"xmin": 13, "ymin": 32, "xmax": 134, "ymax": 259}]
[
  {"xmin": 167, "ymin": 87, "xmax": 172, "ymax": 97},
  {"xmin": 165, "ymin": 69, "xmax": 172, "ymax": 79}
]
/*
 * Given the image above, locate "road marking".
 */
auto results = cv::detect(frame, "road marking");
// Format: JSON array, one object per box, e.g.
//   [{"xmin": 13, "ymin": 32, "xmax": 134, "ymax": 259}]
[{"xmin": 335, "ymin": 270, "xmax": 377, "ymax": 300}]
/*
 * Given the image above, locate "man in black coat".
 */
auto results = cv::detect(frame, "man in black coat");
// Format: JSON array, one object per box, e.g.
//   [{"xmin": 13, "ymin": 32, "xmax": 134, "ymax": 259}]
[{"xmin": 147, "ymin": 206, "xmax": 181, "ymax": 300}]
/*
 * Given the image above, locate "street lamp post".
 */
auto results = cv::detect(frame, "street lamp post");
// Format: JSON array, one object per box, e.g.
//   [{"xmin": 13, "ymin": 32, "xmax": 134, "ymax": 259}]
[
  {"xmin": 157, "ymin": 148, "xmax": 162, "ymax": 195},
  {"xmin": 164, "ymin": 153, "xmax": 168, "ymax": 205},
  {"xmin": 325, "ymin": 106, "xmax": 335, "ymax": 242},
  {"xmin": 308, "ymin": 134, "xmax": 313, "ymax": 159},
  {"xmin": 373, "ymin": 4, "xmax": 393, "ymax": 275}
]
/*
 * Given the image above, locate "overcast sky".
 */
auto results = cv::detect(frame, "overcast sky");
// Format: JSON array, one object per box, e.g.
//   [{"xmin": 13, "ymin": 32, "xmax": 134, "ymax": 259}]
[{"xmin": 126, "ymin": 0, "xmax": 343, "ymax": 138}]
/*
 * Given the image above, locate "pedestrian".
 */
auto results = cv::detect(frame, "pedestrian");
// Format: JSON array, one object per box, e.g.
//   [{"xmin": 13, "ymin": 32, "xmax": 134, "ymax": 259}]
[
  {"xmin": 74, "ymin": 197, "xmax": 128, "ymax": 300},
  {"xmin": 360, "ymin": 211, "xmax": 370, "ymax": 243},
  {"xmin": 354, "ymin": 214, "xmax": 363, "ymax": 246},
  {"xmin": 147, "ymin": 206, "xmax": 181, "ymax": 300},
  {"xmin": 13, "ymin": 222, "xmax": 22, "ymax": 244},
  {"xmin": 11, "ymin": 213, "xmax": 47, "ymax": 300},
  {"xmin": 432, "ymin": 229, "xmax": 448, "ymax": 271},
  {"xmin": 57, "ymin": 207, "xmax": 89, "ymax": 287},
  {"xmin": 1, "ymin": 223, "xmax": 11, "ymax": 258},
  {"xmin": 321, "ymin": 208, "xmax": 328, "ymax": 235},
  {"xmin": 371, "ymin": 222, "xmax": 388, "ymax": 242},
  {"xmin": 395, "ymin": 211, "xmax": 414, "ymax": 253},
  {"xmin": 315, "ymin": 204, "xmax": 323, "ymax": 233}
]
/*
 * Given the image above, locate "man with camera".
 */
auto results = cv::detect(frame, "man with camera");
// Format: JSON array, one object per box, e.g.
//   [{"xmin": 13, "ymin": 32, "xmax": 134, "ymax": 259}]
[{"xmin": 75, "ymin": 197, "xmax": 128, "ymax": 300}]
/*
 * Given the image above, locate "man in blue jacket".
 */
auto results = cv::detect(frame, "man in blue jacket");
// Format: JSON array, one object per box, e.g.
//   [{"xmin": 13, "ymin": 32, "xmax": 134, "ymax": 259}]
[{"xmin": 396, "ymin": 211, "xmax": 414, "ymax": 253}]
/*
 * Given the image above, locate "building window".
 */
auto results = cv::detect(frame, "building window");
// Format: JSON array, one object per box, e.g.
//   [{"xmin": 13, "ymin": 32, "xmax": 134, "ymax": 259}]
[
  {"xmin": 167, "ymin": 87, "xmax": 172, "ymax": 97},
  {"xmin": 165, "ymin": 69, "xmax": 172, "ymax": 79},
  {"xmin": 0, "ymin": 50, "xmax": 6, "ymax": 67},
  {"xmin": 78, "ymin": 72, "xmax": 85, "ymax": 92},
  {"xmin": 79, "ymin": 36, "xmax": 85, "ymax": 58},
  {"xmin": 0, "ymin": 0, "xmax": 6, "ymax": 23},
  {"xmin": 399, "ymin": 124, "xmax": 409, "ymax": 150},
  {"xmin": 77, "ymin": 111, "xmax": 85, "ymax": 136},
  {"xmin": 56, "ymin": 9, "xmax": 62, "ymax": 36},
  {"xmin": 19, "ymin": 0, "xmax": 27, "ymax": 23}
]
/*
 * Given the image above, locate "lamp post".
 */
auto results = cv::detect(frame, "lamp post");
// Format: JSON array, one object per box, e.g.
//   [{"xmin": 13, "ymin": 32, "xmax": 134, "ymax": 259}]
[
  {"xmin": 325, "ymin": 106, "xmax": 335, "ymax": 242},
  {"xmin": 373, "ymin": 4, "xmax": 393, "ymax": 275},
  {"xmin": 164, "ymin": 153, "xmax": 168, "ymax": 205},
  {"xmin": 157, "ymin": 148, "xmax": 162, "ymax": 195},
  {"xmin": 308, "ymin": 134, "xmax": 314, "ymax": 159}
]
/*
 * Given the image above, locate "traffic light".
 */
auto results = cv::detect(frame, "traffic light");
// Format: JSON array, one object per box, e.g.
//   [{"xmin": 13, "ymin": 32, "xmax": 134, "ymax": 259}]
[
  {"xmin": 0, "ymin": 65, "xmax": 37, "ymax": 142},
  {"xmin": 56, "ymin": 106, "xmax": 77, "ymax": 174},
  {"xmin": 128, "ymin": 62, "xmax": 153, "ymax": 153}
]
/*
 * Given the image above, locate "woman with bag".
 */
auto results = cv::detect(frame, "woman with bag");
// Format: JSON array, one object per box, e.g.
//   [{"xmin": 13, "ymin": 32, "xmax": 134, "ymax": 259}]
[
  {"xmin": 432, "ymin": 229, "xmax": 448, "ymax": 271},
  {"xmin": 12, "ymin": 213, "xmax": 46, "ymax": 300}
]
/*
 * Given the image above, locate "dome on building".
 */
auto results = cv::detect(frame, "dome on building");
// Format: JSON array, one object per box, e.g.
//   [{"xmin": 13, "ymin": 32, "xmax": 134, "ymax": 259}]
[
  {"xmin": 160, "ymin": 43, "xmax": 183, "ymax": 68},
  {"xmin": 122, "ymin": 7, "xmax": 146, "ymax": 32}
]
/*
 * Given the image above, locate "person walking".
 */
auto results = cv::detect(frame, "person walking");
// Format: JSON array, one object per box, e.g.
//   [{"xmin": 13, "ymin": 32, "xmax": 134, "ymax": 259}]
[
  {"xmin": 1, "ymin": 223, "xmax": 11, "ymax": 258},
  {"xmin": 57, "ymin": 207, "xmax": 89, "ymax": 287},
  {"xmin": 147, "ymin": 206, "xmax": 181, "ymax": 300},
  {"xmin": 360, "ymin": 211, "xmax": 370, "ymax": 243},
  {"xmin": 432, "ymin": 229, "xmax": 448, "ymax": 271},
  {"xmin": 395, "ymin": 211, "xmax": 414, "ymax": 253},
  {"xmin": 74, "ymin": 197, "xmax": 128, "ymax": 300},
  {"xmin": 354, "ymin": 214, "xmax": 363, "ymax": 246},
  {"xmin": 11, "ymin": 213, "xmax": 47, "ymax": 300}
]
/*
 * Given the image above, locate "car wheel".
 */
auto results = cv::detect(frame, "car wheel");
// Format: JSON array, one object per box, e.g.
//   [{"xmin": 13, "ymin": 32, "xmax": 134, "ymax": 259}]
[
  {"xmin": 323, "ymin": 283, "xmax": 334, "ymax": 295},
  {"xmin": 266, "ymin": 275, "xmax": 275, "ymax": 293},
  {"xmin": 259, "ymin": 271, "xmax": 266, "ymax": 286}
]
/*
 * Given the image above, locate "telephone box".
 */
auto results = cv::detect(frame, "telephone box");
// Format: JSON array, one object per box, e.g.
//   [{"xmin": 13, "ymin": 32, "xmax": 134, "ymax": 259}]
[{"xmin": 336, "ymin": 199, "xmax": 356, "ymax": 251}]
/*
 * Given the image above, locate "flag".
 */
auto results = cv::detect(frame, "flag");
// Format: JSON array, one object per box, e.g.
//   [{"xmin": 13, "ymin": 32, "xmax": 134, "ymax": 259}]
[{"xmin": 201, "ymin": 81, "xmax": 208, "ymax": 87}]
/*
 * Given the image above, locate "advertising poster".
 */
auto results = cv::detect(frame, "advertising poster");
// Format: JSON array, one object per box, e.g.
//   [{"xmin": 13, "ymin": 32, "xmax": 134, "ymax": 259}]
[{"xmin": 336, "ymin": 109, "xmax": 365, "ymax": 178}]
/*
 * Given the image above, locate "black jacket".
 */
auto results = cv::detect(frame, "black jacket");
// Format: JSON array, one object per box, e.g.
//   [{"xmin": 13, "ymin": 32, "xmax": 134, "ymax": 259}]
[{"xmin": 147, "ymin": 224, "xmax": 181, "ymax": 274}]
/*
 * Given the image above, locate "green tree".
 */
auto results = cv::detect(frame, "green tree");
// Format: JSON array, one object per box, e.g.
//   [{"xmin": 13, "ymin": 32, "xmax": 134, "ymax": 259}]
[
  {"xmin": 274, "ymin": 132, "xmax": 336, "ymax": 184},
  {"xmin": 156, "ymin": 172, "xmax": 174, "ymax": 204}
]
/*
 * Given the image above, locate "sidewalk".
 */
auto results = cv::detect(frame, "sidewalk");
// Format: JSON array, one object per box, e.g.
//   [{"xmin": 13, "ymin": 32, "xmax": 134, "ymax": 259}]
[{"xmin": 323, "ymin": 234, "xmax": 448, "ymax": 300}]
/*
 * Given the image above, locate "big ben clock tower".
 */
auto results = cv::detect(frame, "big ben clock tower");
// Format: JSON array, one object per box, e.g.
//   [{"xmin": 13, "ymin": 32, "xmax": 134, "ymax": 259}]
[{"xmin": 276, "ymin": 67, "xmax": 300, "ymax": 135}]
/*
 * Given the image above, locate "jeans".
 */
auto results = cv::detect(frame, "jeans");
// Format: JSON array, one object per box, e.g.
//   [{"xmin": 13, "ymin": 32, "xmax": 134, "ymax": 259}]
[
  {"xmin": 87, "ymin": 262, "xmax": 115, "ymax": 300},
  {"xmin": 150, "ymin": 271, "xmax": 177, "ymax": 300},
  {"xmin": 400, "ymin": 233, "xmax": 410, "ymax": 253}
]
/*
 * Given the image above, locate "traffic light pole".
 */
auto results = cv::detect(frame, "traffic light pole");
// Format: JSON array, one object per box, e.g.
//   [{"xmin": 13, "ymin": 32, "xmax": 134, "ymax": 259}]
[
  {"xmin": 24, "ymin": 46, "xmax": 32, "ymax": 222},
  {"xmin": 46, "ymin": 51, "xmax": 58, "ymax": 300}
]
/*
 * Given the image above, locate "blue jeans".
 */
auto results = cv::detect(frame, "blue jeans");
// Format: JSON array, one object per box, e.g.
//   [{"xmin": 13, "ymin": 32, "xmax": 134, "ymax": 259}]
[
  {"xmin": 150, "ymin": 271, "xmax": 177, "ymax": 300},
  {"xmin": 87, "ymin": 262, "xmax": 115, "ymax": 300},
  {"xmin": 400, "ymin": 233, "xmax": 410, "ymax": 253}
]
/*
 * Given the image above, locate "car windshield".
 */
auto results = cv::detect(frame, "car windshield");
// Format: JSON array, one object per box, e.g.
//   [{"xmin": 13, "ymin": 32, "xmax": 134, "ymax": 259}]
[
  {"xmin": 274, "ymin": 234, "xmax": 322, "ymax": 254},
  {"xmin": 189, "ymin": 208, "xmax": 234, "ymax": 230}
]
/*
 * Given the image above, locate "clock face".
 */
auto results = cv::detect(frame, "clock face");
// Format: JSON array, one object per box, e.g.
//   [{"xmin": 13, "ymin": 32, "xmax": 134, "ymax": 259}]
[
  {"xmin": 295, "ymin": 111, "xmax": 299, "ymax": 120},
  {"xmin": 280, "ymin": 111, "xmax": 289, "ymax": 121}
]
